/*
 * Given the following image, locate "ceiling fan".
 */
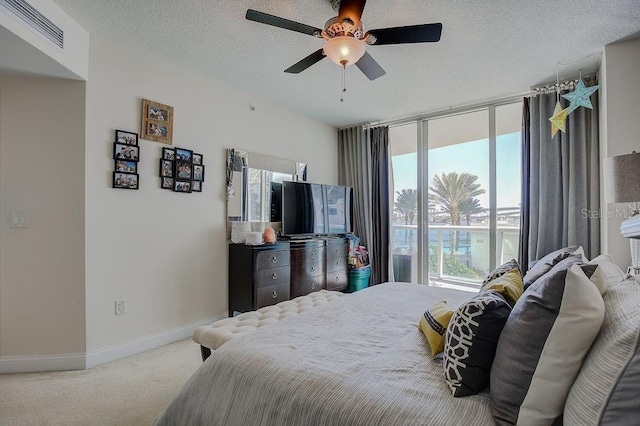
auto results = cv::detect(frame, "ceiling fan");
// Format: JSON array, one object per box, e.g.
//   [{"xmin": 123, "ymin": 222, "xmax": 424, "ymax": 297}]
[{"xmin": 245, "ymin": 0, "xmax": 442, "ymax": 81}]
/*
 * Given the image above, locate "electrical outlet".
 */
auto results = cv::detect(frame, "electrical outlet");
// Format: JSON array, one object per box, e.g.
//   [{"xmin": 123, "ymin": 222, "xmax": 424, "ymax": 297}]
[{"xmin": 115, "ymin": 300, "xmax": 126, "ymax": 315}]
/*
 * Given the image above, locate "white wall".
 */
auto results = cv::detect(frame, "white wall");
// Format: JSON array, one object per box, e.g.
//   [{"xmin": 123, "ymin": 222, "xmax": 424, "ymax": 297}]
[
  {"xmin": 0, "ymin": 75, "xmax": 86, "ymax": 357},
  {"xmin": 84, "ymin": 36, "xmax": 337, "ymax": 353},
  {"xmin": 600, "ymin": 37, "xmax": 640, "ymax": 269}
]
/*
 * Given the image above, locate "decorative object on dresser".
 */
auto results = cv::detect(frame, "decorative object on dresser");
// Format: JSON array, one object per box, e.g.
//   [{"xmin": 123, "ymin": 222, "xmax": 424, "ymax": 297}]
[
  {"xmin": 158, "ymin": 146, "xmax": 204, "ymax": 193},
  {"xmin": 603, "ymin": 151, "xmax": 640, "ymax": 275},
  {"xmin": 112, "ymin": 129, "xmax": 139, "ymax": 190},
  {"xmin": 141, "ymin": 98, "xmax": 174, "ymax": 144}
]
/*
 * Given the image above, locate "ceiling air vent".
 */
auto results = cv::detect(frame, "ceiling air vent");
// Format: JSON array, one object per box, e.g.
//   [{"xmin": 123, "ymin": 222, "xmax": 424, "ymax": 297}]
[{"xmin": 0, "ymin": 0, "xmax": 63, "ymax": 49}]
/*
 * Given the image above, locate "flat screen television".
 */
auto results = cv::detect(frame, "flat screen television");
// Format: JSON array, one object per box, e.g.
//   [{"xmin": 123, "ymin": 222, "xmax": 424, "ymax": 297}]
[{"xmin": 279, "ymin": 181, "xmax": 352, "ymax": 237}]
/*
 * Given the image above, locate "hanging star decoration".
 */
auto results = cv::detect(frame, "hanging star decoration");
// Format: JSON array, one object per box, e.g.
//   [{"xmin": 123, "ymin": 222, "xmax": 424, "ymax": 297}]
[
  {"xmin": 561, "ymin": 79, "xmax": 600, "ymax": 113},
  {"xmin": 549, "ymin": 101, "xmax": 570, "ymax": 137}
]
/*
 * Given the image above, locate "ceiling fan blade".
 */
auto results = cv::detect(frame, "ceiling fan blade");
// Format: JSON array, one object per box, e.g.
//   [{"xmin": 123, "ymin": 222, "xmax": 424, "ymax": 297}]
[
  {"xmin": 368, "ymin": 23, "xmax": 442, "ymax": 45},
  {"xmin": 355, "ymin": 51, "xmax": 386, "ymax": 81},
  {"xmin": 246, "ymin": 9, "xmax": 322, "ymax": 37},
  {"xmin": 338, "ymin": 0, "xmax": 367, "ymax": 28},
  {"xmin": 284, "ymin": 49, "xmax": 326, "ymax": 74}
]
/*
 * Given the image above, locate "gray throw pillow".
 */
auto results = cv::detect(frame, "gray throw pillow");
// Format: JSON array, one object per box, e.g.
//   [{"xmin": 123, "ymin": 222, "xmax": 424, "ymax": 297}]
[
  {"xmin": 480, "ymin": 259, "xmax": 521, "ymax": 288},
  {"xmin": 522, "ymin": 245, "xmax": 580, "ymax": 288},
  {"xmin": 490, "ymin": 264, "xmax": 605, "ymax": 426}
]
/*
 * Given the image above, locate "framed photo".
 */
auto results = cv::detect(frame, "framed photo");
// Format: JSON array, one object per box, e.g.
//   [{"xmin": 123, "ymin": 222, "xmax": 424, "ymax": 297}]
[
  {"xmin": 174, "ymin": 179, "xmax": 192, "ymax": 193},
  {"xmin": 114, "ymin": 142, "xmax": 139, "ymax": 161},
  {"xmin": 175, "ymin": 160, "xmax": 192, "ymax": 180},
  {"xmin": 159, "ymin": 159, "xmax": 173, "ymax": 177},
  {"xmin": 193, "ymin": 164, "xmax": 205, "ymax": 182},
  {"xmin": 191, "ymin": 180, "xmax": 202, "ymax": 192},
  {"xmin": 115, "ymin": 129, "xmax": 138, "ymax": 145},
  {"xmin": 161, "ymin": 177, "xmax": 174, "ymax": 190},
  {"xmin": 141, "ymin": 99, "xmax": 173, "ymax": 144},
  {"xmin": 113, "ymin": 172, "xmax": 139, "ymax": 190},
  {"xmin": 175, "ymin": 147, "xmax": 193, "ymax": 162},
  {"xmin": 115, "ymin": 160, "xmax": 137, "ymax": 174},
  {"xmin": 192, "ymin": 153, "xmax": 203, "ymax": 165},
  {"xmin": 162, "ymin": 147, "xmax": 175, "ymax": 161}
]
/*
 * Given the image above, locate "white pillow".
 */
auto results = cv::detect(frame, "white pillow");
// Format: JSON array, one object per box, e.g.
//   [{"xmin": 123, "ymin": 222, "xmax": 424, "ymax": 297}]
[{"xmin": 587, "ymin": 254, "xmax": 626, "ymax": 295}]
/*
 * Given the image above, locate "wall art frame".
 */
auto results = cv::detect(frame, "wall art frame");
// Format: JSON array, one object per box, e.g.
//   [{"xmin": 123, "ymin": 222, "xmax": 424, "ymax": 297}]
[{"xmin": 141, "ymin": 99, "xmax": 174, "ymax": 144}]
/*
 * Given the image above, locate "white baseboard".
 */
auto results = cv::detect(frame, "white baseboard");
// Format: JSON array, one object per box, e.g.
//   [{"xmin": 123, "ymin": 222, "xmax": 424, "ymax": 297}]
[
  {"xmin": 0, "ymin": 352, "xmax": 86, "ymax": 374},
  {"xmin": 85, "ymin": 315, "xmax": 225, "ymax": 369},
  {"xmin": 0, "ymin": 315, "xmax": 225, "ymax": 373}
]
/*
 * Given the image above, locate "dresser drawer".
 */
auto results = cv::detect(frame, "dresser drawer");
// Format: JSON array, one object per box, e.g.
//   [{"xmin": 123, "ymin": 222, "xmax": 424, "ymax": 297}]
[
  {"xmin": 327, "ymin": 243, "xmax": 348, "ymax": 259},
  {"xmin": 327, "ymin": 270, "xmax": 348, "ymax": 291},
  {"xmin": 256, "ymin": 265, "xmax": 290, "ymax": 288},
  {"xmin": 327, "ymin": 256, "xmax": 347, "ymax": 273},
  {"xmin": 291, "ymin": 275, "xmax": 326, "ymax": 298},
  {"xmin": 256, "ymin": 250, "xmax": 290, "ymax": 270},
  {"xmin": 294, "ymin": 246, "xmax": 325, "ymax": 264},
  {"xmin": 257, "ymin": 282, "xmax": 290, "ymax": 308}
]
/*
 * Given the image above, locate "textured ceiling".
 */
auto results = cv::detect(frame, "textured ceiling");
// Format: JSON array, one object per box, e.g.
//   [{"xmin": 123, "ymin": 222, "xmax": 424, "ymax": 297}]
[{"xmin": 52, "ymin": 0, "xmax": 640, "ymax": 127}]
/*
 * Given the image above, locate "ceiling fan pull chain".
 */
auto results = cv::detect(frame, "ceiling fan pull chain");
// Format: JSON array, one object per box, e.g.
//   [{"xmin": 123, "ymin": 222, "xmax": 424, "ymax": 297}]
[{"xmin": 340, "ymin": 62, "xmax": 347, "ymax": 102}]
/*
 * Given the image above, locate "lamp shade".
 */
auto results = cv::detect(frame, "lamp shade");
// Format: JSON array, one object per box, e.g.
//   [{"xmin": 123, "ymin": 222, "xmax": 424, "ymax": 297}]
[
  {"xmin": 603, "ymin": 151, "xmax": 640, "ymax": 204},
  {"xmin": 323, "ymin": 36, "xmax": 366, "ymax": 66}
]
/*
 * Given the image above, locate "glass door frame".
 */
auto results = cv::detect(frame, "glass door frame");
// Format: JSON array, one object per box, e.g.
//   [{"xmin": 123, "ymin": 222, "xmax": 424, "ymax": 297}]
[{"xmin": 410, "ymin": 97, "xmax": 522, "ymax": 285}]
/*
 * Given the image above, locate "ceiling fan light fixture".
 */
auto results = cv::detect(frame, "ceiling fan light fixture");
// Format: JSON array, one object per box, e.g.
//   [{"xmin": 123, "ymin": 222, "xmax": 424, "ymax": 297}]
[{"xmin": 323, "ymin": 36, "xmax": 365, "ymax": 67}]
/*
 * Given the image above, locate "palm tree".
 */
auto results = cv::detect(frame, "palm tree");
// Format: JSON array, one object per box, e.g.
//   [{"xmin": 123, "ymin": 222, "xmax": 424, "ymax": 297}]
[
  {"xmin": 394, "ymin": 189, "xmax": 417, "ymax": 245},
  {"xmin": 429, "ymin": 172, "xmax": 485, "ymax": 253},
  {"xmin": 460, "ymin": 197, "xmax": 484, "ymax": 225}
]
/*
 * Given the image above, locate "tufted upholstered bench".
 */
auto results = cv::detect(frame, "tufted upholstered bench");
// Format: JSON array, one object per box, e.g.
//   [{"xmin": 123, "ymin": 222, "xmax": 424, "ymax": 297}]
[{"xmin": 193, "ymin": 290, "xmax": 345, "ymax": 361}]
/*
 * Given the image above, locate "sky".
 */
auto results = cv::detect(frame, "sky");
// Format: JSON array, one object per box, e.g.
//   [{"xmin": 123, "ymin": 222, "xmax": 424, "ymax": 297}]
[{"xmin": 391, "ymin": 131, "xmax": 522, "ymax": 208}]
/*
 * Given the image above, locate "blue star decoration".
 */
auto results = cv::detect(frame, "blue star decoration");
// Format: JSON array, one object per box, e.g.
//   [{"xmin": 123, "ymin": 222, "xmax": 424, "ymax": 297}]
[{"xmin": 561, "ymin": 79, "xmax": 600, "ymax": 113}]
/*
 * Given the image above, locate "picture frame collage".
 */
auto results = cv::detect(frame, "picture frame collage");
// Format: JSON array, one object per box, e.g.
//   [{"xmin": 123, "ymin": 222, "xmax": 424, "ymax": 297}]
[
  {"xmin": 113, "ymin": 129, "xmax": 140, "ymax": 190},
  {"xmin": 159, "ymin": 147, "xmax": 205, "ymax": 193},
  {"xmin": 141, "ymin": 99, "xmax": 173, "ymax": 145}
]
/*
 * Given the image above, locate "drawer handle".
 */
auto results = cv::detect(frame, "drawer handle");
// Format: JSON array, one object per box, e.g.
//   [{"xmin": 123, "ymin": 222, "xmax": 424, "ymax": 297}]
[
  {"xmin": 311, "ymin": 283, "xmax": 316, "ymax": 290},
  {"xmin": 310, "ymin": 252, "xmax": 316, "ymax": 259},
  {"xmin": 271, "ymin": 256, "xmax": 278, "ymax": 264},
  {"xmin": 335, "ymin": 261, "xmax": 340, "ymax": 266},
  {"xmin": 335, "ymin": 276, "xmax": 340, "ymax": 281},
  {"xmin": 336, "ymin": 249, "xmax": 341, "ymax": 254},
  {"xmin": 311, "ymin": 266, "xmax": 315, "ymax": 272},
  {"xmin": 272, "ymin": 272, "xmax": 278, "ymax": 280},
  {"xmin": 272, "ymin": 291, "xmax": 278, "ymax": 299}
]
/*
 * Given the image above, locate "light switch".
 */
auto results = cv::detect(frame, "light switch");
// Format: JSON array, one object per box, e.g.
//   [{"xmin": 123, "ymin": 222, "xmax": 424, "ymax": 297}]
[{"xmin": 10, "ymin": 211, "xmax": 27, "ymax": 228}]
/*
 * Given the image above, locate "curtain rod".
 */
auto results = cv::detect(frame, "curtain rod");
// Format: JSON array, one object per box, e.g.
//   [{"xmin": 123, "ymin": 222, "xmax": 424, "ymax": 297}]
[
  {"xmin": 529, "ymin": 71, "xmax": 598, "ymax": 96},
  {"xmin": 341, "ymin": 93, "xmax": 527, "ymax": 131}
]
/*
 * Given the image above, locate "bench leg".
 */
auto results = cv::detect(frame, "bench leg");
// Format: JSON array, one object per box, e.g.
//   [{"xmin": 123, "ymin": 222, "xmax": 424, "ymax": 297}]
[{"xmin": 201, "ymin": 345, "xmax": 212, "ymax": 362}]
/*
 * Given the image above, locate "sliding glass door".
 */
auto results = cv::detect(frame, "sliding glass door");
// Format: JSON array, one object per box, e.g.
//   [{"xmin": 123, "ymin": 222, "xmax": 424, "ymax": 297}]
[{"xmin": 389, "ymin": 100, "xmax": 521, "ymax": 286}]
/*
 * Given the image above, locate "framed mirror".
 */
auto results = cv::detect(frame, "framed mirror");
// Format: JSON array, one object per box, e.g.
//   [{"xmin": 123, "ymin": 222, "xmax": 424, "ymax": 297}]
[{"xmin": 226, "ymin": 149, "xmax": 307, "ymax": 223}]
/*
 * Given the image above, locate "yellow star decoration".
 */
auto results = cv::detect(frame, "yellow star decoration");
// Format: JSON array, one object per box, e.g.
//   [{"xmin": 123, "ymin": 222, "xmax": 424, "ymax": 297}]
[{"xmin": 549, "ymin": 101, "xmax": 570, "ymax": 138}]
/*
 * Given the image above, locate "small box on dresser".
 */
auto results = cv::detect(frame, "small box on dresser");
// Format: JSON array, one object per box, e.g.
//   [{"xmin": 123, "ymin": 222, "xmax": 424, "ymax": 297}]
[{"xmin": 228, "ymin": 242, "xmax": 291, "ymax": 316}]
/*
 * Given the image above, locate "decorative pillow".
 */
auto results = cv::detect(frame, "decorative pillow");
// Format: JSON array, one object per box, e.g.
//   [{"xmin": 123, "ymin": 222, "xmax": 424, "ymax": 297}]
[
  {"xmin": 490, "ymin": 264, "xmax": 605, "ymax": 426},
  {"xmin": 564, "ymin": 276, "xmax": 640, "ymax": 425},
  {"xmin": 522, "ymin": 245, "xmax": 581, "ymax": 288},
  {"xmin": 480, "ymin": 268, "xmax": 524, "ymax": 307},
  {"xmin": 481, "ymin": 259, "xmax": 521, "ymax": 286},
  {"xmin": 418, "ymin": 301, "xmax": 454, "ymax": 357},
  {"xmin": 444, "ymin": 290, "xmax": 511, "ymax": 397},
  {"xmin": 586, "ymin": 254, "xmax": 626, "ymax": 295}
]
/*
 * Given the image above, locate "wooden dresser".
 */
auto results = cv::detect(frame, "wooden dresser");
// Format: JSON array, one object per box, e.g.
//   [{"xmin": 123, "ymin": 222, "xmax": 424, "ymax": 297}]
[
  {"xmin": 228, "ymin": 242, "xmax": 291, "ymax": 316},
  {"xmin": 228, "ymin": 237, "xmax": 349, "ymax": 315}
]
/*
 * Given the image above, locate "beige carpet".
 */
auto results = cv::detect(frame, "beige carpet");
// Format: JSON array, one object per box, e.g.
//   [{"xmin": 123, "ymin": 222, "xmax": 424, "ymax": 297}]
[{"xmin": 0, "ymin": 338, "xmax": 202, "ymax": 426}]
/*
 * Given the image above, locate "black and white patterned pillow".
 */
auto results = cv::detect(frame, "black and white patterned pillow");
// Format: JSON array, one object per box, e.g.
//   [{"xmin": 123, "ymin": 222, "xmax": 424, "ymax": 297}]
[{"xmin": 444, "ymin": 290, "xmax": 511, "ymax": 397}]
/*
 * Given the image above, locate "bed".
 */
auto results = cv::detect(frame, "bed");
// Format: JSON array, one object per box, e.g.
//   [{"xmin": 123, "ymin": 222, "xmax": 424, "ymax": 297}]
[{"xmin": 155, "ymin": 282, "xmax": 493, "ymax": 425}]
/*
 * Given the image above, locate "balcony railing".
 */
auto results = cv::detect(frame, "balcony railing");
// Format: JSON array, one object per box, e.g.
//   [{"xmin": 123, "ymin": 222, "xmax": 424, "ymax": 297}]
[{"xmin": 392, "ymin": 224, "xmax": 520, "ymax": 286}]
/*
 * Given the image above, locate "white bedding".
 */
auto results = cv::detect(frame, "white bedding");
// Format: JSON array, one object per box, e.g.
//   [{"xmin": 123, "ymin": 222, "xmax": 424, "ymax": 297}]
[{"xmin": 155, "ymin": 282, "xmax": 493, "ymax": 426}]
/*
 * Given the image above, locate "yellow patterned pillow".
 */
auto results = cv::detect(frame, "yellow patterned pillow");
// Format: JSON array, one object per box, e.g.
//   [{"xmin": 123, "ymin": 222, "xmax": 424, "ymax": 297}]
[
  {"xmin": 482, "ymin": 268, "xmax": 524, "ymax": 307},
  {"xmin": 418, "ymin": 301, "xmax": 454, "ymax": 357}
]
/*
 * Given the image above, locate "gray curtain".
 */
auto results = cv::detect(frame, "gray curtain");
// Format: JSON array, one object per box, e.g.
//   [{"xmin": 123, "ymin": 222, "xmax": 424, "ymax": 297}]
[
  {"xmin": 338, "ymin": 125, "xmax": 390, "ymax": 285},
  {"xmin": 523, "ymin": 76, "xmax": 600, "ymax": 264}
]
